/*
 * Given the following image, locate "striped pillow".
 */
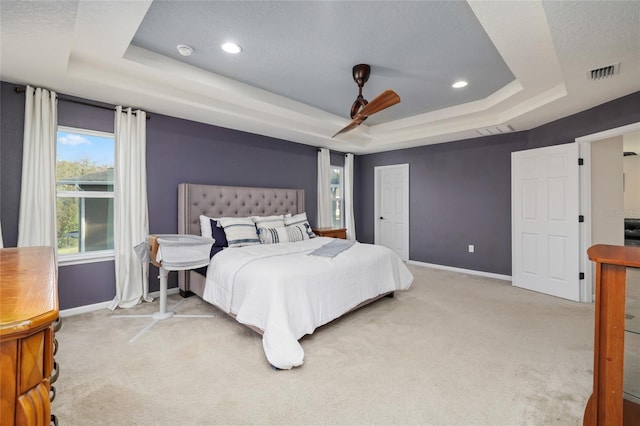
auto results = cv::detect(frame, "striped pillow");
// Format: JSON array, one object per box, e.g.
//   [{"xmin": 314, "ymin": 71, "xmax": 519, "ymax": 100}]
[
  {"xmin": 252, "ymin": 214, "xmax": 286, "ymax": 229},
  {"xmin": 218, "ymin": 217, "xmax": 261, "ymax": 248},
  {"xmin": 258, "ymin": 225, "xmax": 310, "ymax": 244},
  {"xmin": 284, "ymin": 212, "xmax": 316, "ymax": 238}
]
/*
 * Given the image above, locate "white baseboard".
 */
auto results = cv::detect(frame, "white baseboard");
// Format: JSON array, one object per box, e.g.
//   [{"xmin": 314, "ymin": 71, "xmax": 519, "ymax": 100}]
[
  {"xmin": 407, "ymin": 260, "xmax": 512, "ymax": 282},
  {"xmin": 59, "ymin": 287, "xmax": 180, "ymax": 317},
  {"xmin": 59, "ymin": 301, "xmax": 111, "ymax": 317}
]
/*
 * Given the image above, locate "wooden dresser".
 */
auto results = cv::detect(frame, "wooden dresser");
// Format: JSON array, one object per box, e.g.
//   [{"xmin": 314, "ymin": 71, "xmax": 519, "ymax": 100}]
[
  {"xmin": 312, "ymin": 228, "xmax": 347, "ymax": 239},
  {"xmin": 1, "ymin": 247, "xmax": 59, "ymax": 426}
]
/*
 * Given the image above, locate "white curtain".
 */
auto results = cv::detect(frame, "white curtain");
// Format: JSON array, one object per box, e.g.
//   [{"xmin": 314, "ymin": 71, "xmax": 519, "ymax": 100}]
[
  {"xmin": 109, "ymin": 107, "xmax": 150, "ymax": 310},
  {"xmin": 344, "ymin": 153, "xmax": 357, "ymax": 240},
  {"xmin": 317, "ymin": 148, "xmax": 332, "ymax": 228},
  {"xmin": 17, "ymin": 86, "xmax": 58, "ymax": 259}
]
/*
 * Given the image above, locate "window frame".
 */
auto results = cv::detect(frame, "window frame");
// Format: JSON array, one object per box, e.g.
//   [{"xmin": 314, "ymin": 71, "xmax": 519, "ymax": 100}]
[
  {"xmin": 330, "ymin": 165, "xmax": 345, "ymax": 228},
  {"xmin": 56, "ymin": 126, "xmax": 115, "ymax": 266}
]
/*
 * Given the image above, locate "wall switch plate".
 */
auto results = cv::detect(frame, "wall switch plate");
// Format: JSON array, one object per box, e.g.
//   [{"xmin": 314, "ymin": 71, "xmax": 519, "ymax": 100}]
[{"xmin": 468, "ymin": 245, "xmax": 474, "ymax": 253}]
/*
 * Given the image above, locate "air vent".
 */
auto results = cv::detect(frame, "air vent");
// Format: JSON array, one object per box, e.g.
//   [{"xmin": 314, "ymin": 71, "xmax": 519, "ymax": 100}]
[
  {"xmin": 476, "ymin": 124, "xmax": 514, "ymax": 136},
  {"xmin": 589, "ymin": 63, "xmax": 619, "ymax": 80}
]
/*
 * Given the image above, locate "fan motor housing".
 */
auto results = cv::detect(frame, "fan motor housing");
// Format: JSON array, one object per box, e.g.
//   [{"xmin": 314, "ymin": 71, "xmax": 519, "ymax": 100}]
[
  {"xmin": 350, "ymin": 64, "xmax": 371, "ymax": 118},
  {"xmin": 352, "ymin": 64, "xmax": 371, "ymax": 87}
]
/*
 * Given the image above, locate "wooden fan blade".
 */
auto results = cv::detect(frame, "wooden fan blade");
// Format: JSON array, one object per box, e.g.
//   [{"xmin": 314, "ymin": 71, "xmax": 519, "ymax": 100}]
[
  {"xmin": 356, "ymin": 89, "xmax": 400, "ymax": 118},
  {"xmin": 331, "ymin": 90, "xmax": 399, "ymax": 138},
  {"xmin": 332, "ymin": 118, "xmax": 363, "ymax": 138}
]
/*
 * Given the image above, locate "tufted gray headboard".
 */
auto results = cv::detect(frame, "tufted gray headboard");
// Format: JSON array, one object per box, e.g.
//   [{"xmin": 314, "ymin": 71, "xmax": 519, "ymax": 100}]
[{"xmin": 177, "ymin": 183, "xmax": 305, "ymax": 296}]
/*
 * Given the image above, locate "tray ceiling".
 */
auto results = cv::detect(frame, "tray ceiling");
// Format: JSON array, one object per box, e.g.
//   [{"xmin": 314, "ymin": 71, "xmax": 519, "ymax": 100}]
[{"xmin": 1, "ymin": 0, "xmax": 638, "ymax": 153}]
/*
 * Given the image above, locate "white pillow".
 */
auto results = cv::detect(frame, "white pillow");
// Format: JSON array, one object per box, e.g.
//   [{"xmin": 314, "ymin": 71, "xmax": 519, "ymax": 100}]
[
  {"xmin": 199, "ymin": 215, "xmax": 215, "ymax": 239},
  {"xmin": 252, "ymin": 214, "xmax": 286, "ymax": 229},
  {"xmin": 258, "ymin": 225, "xmax": 310, "ymax": 244},
  {"xmin": 284, "ymin": 212, "xmax": 316, "ymax": 238},
  {"xmin": 218, "ymin": 217, "xmax": 261, "ymax": 248}
]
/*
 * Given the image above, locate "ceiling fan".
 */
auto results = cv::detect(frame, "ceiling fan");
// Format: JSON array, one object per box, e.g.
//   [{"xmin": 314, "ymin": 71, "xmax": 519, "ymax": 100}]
[{"xmin": 332, "ymin": 64, "xmax": 401, "ymax": 138}]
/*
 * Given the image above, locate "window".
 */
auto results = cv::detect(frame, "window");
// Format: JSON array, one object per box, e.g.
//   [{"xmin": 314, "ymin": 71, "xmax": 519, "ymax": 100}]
[
  {"xmin": 330, "ymin": 166, "xmax": 344, "ymax": 228},
  {"xmin": 56, "ymin": 126, "xmax": 115, "ymax": 264}
]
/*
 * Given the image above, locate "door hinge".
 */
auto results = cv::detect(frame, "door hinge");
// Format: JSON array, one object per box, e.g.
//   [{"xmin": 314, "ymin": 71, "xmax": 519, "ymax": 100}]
[
  {"xmin": 579, "ymin": 215, "xmax": 584, "ymax": 223},
  {"xmin": 578, "ymin": 158, "xmax": 584, "ymax": 166},
  {"xmin": 579, "ymin": 272, "xmax": 585, "ymax": 280}
]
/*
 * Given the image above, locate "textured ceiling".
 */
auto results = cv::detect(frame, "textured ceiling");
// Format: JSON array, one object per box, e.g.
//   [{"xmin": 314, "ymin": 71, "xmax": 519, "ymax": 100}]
[
  {"xmin": 130, "ymin": 1, "xmax": 514, "ymax": 125},
  {"xmin": 0, "ymin": 1, "xmax": 638, "ymax": 153}
]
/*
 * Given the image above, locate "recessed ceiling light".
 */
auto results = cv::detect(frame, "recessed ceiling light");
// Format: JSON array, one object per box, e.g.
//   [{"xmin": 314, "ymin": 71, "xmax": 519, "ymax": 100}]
[
  {"xmin": 452, "ymin": 80, "xmax": 468, "ymax": 89},
  {"xmin": 221, "ymin": 42, "xmax": 242, "ymax": 54},
  {"xmin": 176, "ymin": 44, "xmax": 193, "ymax": 57}
]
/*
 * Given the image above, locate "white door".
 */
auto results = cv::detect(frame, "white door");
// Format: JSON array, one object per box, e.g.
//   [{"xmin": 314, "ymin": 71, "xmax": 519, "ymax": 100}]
[
  {"xmin": 512, "ymin": 143, "xmax": 580, "ymax": 301},
  {"xmin": 375, "ymin": 164, "xmax": 409, "ymax": 261}
]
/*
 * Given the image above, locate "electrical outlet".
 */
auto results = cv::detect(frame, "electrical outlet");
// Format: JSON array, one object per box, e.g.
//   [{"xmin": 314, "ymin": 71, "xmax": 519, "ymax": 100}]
[{"xmin": 468, "ymin": 245, "xmax": 475, "ymax": 253}]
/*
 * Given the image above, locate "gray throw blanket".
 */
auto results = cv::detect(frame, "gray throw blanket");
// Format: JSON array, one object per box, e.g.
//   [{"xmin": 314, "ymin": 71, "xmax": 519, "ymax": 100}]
[{"xmin": 308, "ymin": 239, "xmax": 356, "ymax": 258}]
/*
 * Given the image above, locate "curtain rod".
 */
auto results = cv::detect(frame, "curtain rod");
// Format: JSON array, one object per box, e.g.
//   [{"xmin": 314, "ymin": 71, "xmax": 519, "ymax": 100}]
[
  {"xmin": 316, "ymin": 149, "xmax": 354, "ymax": 156},
  {"xmin": 14, "ymin": 86, "xmax": 151, "ymax": 120}
]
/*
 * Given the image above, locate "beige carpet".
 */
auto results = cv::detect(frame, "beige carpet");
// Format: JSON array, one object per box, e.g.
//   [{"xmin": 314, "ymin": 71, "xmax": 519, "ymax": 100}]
[{"xmin": 53, "ymin": 264, "xmax": 596, "ymax": 425}]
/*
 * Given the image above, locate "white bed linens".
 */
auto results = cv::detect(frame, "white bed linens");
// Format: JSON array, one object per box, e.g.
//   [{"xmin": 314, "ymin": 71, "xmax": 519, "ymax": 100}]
[{"xmin": 202, "ymin": 237, "xmax": 413, "ymax": 369}]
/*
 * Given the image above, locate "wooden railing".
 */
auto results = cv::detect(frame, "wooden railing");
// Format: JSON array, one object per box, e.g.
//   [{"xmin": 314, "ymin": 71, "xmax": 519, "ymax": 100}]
[{"xmin": 583, "ymin": 244, "xmax": 640, "ymax": 425}]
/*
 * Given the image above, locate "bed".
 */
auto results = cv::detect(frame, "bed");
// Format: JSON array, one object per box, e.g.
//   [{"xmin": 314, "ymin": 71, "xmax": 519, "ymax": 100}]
[{"xmin": 177, "ymin": 183, "xmax": 413, "ymax": 369}]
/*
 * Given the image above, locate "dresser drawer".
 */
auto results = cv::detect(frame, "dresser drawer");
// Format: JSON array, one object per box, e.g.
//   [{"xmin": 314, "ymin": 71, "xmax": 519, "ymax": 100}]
[
  {"xmin": 19, "ymin": 330, "xmax": 48, "ymax": 394},
  {"xmin": 16, "ymin": 381, "xmax": 50, "ymax": 426}
]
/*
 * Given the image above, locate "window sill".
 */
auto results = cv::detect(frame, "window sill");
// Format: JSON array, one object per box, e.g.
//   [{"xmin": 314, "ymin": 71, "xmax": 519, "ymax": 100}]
[{"xmin": 58, "ymin": 250, "xmax": 115, "ymax": 267}]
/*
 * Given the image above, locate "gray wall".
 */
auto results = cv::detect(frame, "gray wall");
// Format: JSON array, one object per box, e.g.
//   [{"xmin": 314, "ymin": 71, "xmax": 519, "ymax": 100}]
[
  {"xmin": 2, "ymin": 79, "xmax": 639, "ymax": 308},
  {"xmin": 145, "ymin": 111, "xmax": 319, "ymax": 241},
  {"xmin": 0, "ymin": 81, "xmax": 320, "ymax": 309},
  {"xmin": 1, "ymin": 83, "xmax": 26, "ymax": 248},
  {"xmin": 356, "ymin": 133, "xmax": 528, "ymax": 275},
  {"xmin": 355, "ymin": 91, "xmax": 640, "ymax": 276},
  {"xmin": 527, "ymin": 92, "xmax": 640, "ymax": 149}
]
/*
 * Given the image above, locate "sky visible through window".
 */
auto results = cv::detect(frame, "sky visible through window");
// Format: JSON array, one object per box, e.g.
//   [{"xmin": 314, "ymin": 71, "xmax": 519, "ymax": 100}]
[{"xmin": 57, "ymin": 130, "xmax": 114, "ymax": 166}]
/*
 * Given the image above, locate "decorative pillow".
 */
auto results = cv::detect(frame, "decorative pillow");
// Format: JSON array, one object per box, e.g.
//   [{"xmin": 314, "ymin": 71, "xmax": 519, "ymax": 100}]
[
  {"xmin": 199, "ymin": 214, "xmax": 215, "ymax": 239},
  {"xmin": 252, "ymin": 214, "xmax": 286, "ymax": 229},
  {"xmin": 258, "ymin": 225, "xmax": 310, "ymax": 244},
  {"xmin": 210, "ymin": 245, "xmax": 224, "ymax": 258},
  {"xmin": 209, "ymin": 219, "xmax": 228, "ymax": 248},
  {"xmin": 218, "ymin": 217, "xmax": 261, "ymax": 248},
  {"xmin": 284, "ymin": 212, "xmax": 316, "ymax": 238}
]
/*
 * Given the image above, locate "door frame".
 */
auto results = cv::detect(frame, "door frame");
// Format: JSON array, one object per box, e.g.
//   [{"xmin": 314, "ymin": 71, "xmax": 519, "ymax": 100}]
[
  {"xmin": 576, "ymin": 121, "xmax": 640, "ymax": 302},
  {"xmin": 374, "ymin": 163, "xmax": 409, "ymax": 260}
]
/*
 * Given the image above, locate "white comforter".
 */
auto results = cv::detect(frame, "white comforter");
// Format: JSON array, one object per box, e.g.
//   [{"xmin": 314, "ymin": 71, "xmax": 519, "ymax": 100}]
[{"xmin": 202, "ymin": 237, "xmax": 413, "ymax": 369}]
